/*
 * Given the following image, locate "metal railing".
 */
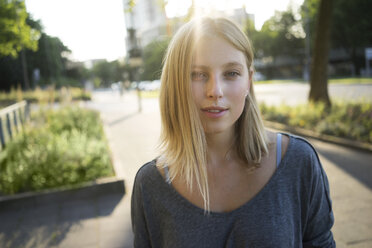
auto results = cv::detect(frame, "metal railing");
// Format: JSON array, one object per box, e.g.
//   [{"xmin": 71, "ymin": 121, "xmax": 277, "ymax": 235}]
[{"xmin": 0, "ymin": 101, "xmax": 30, "ymax": 149}]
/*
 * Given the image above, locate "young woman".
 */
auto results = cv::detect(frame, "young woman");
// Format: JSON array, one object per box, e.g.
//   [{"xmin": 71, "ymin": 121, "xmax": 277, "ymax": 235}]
[{"xmin": 131, "ymin": 17, "xmax": 335, "ymax": 247}]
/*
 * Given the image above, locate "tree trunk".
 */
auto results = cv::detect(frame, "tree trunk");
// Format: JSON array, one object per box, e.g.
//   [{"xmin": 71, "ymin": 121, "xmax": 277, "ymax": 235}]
[
  {"xmin": 309, "ymin": 0, "xmax": 333, "ymax": 106},
  {"xmin": 21, "ymin": 49, "xmax": 30, "ymax": 90}
]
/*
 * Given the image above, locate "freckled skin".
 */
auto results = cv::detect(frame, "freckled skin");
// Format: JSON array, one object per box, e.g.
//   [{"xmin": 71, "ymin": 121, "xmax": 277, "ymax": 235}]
[{"xmin": 191, "ymin": 37, "xmax": 251, "ymax": 135}]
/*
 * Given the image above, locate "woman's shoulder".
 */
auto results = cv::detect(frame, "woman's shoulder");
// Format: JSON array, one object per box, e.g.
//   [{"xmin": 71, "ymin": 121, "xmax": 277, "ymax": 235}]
[
  {"xmin": 283, "ymin": 133, "xmax": 318, "ymax": 158},
  {"xmin": 282, "ymin": 133, "xmax": 325, "ymax": 177},
  {"xmin": 134, "ymin": 159, "xmax": 158, "ymax": 184}
]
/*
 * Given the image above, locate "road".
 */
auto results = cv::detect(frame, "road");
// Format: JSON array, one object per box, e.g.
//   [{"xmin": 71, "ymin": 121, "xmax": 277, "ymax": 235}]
[{"xmin": 254, "ymin": 83, "xmax": 372, "ymax": 105}]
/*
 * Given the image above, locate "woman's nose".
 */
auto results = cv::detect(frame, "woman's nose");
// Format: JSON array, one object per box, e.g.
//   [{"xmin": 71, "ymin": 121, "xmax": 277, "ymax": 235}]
[{"xmin": 206, "ymin": 75, "xmax": 223, "ymax": 99}]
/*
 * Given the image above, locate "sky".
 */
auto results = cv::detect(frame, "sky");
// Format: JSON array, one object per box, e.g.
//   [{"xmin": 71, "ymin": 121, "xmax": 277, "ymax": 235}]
[{"xmin": 25, "ymin": 0, "xmax": 304, "ymax": 62}]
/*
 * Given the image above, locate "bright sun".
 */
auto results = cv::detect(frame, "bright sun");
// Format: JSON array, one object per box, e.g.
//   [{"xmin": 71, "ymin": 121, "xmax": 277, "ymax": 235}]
[{"xmin": 165, "ymin": 0, "xmax": 304, "ymax": 30}]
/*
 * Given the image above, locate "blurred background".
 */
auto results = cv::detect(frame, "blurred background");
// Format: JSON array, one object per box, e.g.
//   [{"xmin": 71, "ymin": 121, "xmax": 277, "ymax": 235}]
[
  {"xmin": 1, "ymin": 0, "xmax": 372, "ymax": 247},
  {"xmin": 0, "ymin": 0, "xmax": 371, "ymax": 93}
]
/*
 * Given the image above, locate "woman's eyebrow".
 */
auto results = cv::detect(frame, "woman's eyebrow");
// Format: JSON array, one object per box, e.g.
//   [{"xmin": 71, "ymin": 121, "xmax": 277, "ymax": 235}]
[
  {"xmin": 191, "ymin": 65, "xmax": 210, "ymax": 71},
  {"xmin": 223, "ymin": 62, "xmax": 244, "ymax": 69},
  {"xmin": 191, "ymin": 65, "xmax": 210, "ymax": 70},
  {"xmin": 192, "ymin": 63, "xmax": 244, "ymax": 69}
]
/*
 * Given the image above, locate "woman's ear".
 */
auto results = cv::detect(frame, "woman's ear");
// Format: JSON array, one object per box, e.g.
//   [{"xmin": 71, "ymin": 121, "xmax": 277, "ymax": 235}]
[
  {"xmin": 249, "ymin": 69, "xmax": 254, "ymax": 82},
  {"xmin": 248, "ymin": 68, "xmax": 254, "ymax": 90}
]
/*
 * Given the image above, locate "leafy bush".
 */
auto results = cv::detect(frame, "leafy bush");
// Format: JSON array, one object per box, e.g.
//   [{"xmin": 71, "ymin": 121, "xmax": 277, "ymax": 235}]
[
  {"xmin": 0, "ymin": 106, "xmax": 113, "ymax": 194},
  {"xmin": 0, "ymin": 87, "xmax": 91, "ymax": 106},
  {"xmin": 260, "ymin": 101, "xmax": 372, "ymax": 144}
]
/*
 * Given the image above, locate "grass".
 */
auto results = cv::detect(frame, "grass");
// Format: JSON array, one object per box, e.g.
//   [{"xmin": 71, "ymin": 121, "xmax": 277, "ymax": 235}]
[
  {"xmin": 0, "ymin": 86, "xmax": 91, "ymax": 108},
  {"xmin": 0, "ymin": 106, "xmax": 114, "ymax": 195},
  {"xmin": 254, "ymin": 79, "xmax": 305, "ymax": 84},
  {"xmin": 139, "ymin": 90, "xmax": 160, "ymax": 98},
  {"xmin": 260, "ymin": 100, "xmax": 372, "ymax": 144},
  {"xmin": 328, "ymin": 77, "xmax": 372, "ymax": 84},
  {"xmin": 254, "ymin": 77, "xmax": 372, "ymax": 84}
]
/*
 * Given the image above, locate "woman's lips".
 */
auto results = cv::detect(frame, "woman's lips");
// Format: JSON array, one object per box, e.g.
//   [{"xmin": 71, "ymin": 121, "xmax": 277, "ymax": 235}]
[{"xmin": 201, "ymin": 106, "xmax": 228, "ymax": 118}]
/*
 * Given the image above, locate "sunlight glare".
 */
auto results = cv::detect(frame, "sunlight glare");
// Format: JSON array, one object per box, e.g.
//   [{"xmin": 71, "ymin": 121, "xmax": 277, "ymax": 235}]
[{"xmin": 165, "ymin": 0, "xmax": 304, "ymax": 30}]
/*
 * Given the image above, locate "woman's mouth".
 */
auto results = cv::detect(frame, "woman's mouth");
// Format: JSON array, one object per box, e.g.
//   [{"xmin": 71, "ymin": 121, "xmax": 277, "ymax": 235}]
[{"xmin": 201, "ymin": 106, "xmax": 228, "ymax": 118}]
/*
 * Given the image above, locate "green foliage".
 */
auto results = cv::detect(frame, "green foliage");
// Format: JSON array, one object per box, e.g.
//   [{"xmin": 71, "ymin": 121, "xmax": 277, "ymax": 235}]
[
  {"xmin": 331, "ymin": 0, "xmax": 372, "ymax": 51},
  {"xmin": 244, "ymin": 6, "xmax": 305, "ymax": 79},
  {"xmin": 246, "ymin": 0, "xmax": 371, "ymax": 79},
  {"xmin": 302, "ymin": 0, "xmax": 372, "ymax": 75},
  {"xmin": 260, "ymin": 101, "xmax": 372, "ymax": 143},
  {"xmin": 0, "ymin": 14, "xmax": 75, "ymax": 91},
  {"xmin": 251, "ymin": 77, "xmax": 372, "ymax": 85},
  {"xmin": 26, "ymin": 33, "xmax": 71, "ymax": 82},
  {"xmin": 329, "ymin": 77, "xmax": 372, "ymax": 84},
  {"xmin": 301, "ymin": 0, "xmax": 320, "ymax": 51},
  {"xmin": 331, "ymin": 0, "xmax": 372, "ymax": 74},
  {"xmin": 141, "ymin": 38, "xmax": 169, "ymax": 81},
  {"xmin": 65, "ymin": 62, "xmax": 90, "ymax": 83},
  {"xmin": 92, "ymin": 60, "xmax": 123, "ymax": 87},
  {"xmin": 245, "ymin": 7, "xmax": 305, "ymax": 60},
  {"xmin": 37, "ymin": 77, "xmax": 81, "ymax": 88},
  {"xmin": 0, "ymin": 106, "xmax": 113, "ymax": 194},
  {"xmin": 0, "ymin": 0, "xmax": 39, "ymax": 57},
  {"xmin": 0, "ymin": 87, "xmax": 91, "ymax": 106},
  {"xmin": 124, "ymin": 0, "xmax": 137, "ymax": 13}
]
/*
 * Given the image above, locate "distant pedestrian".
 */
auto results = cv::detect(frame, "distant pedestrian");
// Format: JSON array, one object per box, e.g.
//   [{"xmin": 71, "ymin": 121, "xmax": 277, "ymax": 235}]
[
  {"xmin": 131, "ymin": 17, "xmax": 335, "ymax": 247},
  {"xmin": 119, "ymin": 81, "xmax": 124, "ymax": 98}
]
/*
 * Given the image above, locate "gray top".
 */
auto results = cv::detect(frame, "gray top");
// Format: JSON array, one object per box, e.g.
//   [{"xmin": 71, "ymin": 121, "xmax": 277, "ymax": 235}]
[{"xmin": 131, "ymin": 134, "xmax": 335, "ymax": 248}]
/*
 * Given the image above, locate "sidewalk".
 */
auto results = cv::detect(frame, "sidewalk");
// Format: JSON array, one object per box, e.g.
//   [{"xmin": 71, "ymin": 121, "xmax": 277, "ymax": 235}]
[{"xmin": 0, "ymin": 90, "xmax": 371, "ymax": 247}]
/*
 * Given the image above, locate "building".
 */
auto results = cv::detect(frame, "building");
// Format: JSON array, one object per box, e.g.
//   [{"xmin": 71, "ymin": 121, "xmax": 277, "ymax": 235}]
[
  {"xmin": 123, "ymin": 0, "xmax": 168, "ymax": 55},
  {"xmin": 123, "ymin": 0, "xmax": 254, "ymax": 54}
]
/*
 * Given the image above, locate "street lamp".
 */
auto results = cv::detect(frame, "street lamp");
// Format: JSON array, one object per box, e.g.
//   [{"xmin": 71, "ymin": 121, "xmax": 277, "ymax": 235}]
[
  {"xmin": 303, "ymin": 0, "xmax": 311, "ymax": 82},
  {"xmin": 125, "ymin": 3, "xmax": 143, "ymax": 112}
]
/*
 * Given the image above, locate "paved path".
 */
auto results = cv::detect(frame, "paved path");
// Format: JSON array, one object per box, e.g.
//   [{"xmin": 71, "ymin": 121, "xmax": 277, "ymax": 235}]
[
  {"xmin": 84, "ymin": 90, "xmax": 161, "ymax": 247},
  {"xmin": 0, "ymin": 88, "xmax": 371, "ymax": 247}
]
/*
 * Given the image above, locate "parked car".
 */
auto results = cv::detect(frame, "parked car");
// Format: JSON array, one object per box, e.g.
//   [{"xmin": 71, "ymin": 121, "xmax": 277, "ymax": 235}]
[
  {"xmin": 138, "ymin": 80, "xmax": 161, "ymax": 91},
  {"xmin": 253, "ymin": 72, "xmax": 266, "ymax": 81},
  {"xmin": 138, "ymin": 81, "xmax": 151, "ymax": 91}
]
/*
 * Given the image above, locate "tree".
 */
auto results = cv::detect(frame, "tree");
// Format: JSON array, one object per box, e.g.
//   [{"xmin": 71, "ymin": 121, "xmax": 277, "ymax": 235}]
[
  {"xmin": 244, "ymin": 18, "xmax": 261, "ymax": 57},
  {"xmin": 331, "ymin": 0, "xmax": 372, "ymax": 75},
  {"xmin": 0, "ymin": 0, "xmax": 39, "ymax": 58},
  {"xmin": 244, "ymin": 7, "xmax": 305, "ymax": 79},
  {"xmin": 302, "ymin": 0, "xmax": 372, "ymax": 76},
  {"xmin": 140, "ymin": 38, "xmax": 169, "ymax": 81},
  {"xmin": 0, "ymin": 15, "xmax": 74, "ymax": 90},
  {"xmin": 246, "ymin": 8, "xmax": 305, "ymax": 60},
  {"xmin": 65, "ymin": 63, "xmax": 90, "ymax": 83},
  {"xmin": 22, "ymin": 17, "xmax": 71, "ymax": 87},
  {"xmin": 309, "ymin": 0, "xmax": 333, "ymax": 105},
  {"xmin": 26, "ymin": 33, "xmax": 70, "ymax": 83},
  {"xmin": 92, "ymin": 60, "xmax": 123, "ymax": 87}
]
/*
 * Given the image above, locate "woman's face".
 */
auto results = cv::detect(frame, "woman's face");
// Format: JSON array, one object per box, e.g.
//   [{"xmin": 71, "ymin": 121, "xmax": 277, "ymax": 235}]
[{"xmin": 191, "ymin": 36, "xmax": 251, "ymax": 135}]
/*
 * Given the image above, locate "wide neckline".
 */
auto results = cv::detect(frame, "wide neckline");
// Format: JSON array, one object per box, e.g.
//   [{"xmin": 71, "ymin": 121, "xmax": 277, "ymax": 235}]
[{"xmin": 152, "ymin": 133, "xmax": 293, "ymax": 217}]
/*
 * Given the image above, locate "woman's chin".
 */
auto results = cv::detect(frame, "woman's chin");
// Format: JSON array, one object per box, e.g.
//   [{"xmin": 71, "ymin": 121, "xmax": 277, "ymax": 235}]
[{"xmin": 203, "ymin": 126, "xmax": 233, "ymax": 136}]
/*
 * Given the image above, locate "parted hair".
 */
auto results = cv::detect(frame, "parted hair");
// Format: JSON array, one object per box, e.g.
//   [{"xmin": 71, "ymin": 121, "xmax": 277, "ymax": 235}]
[{"xmin": 158, "ymin": 17, "xmax": 268, "ymax": 212}]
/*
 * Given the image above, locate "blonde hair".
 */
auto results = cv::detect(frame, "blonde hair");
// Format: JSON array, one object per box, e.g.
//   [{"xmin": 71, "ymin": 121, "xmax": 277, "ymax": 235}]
[{"xmin": 158, "ymin": 17, "xmax": 268, "ymax": 212}]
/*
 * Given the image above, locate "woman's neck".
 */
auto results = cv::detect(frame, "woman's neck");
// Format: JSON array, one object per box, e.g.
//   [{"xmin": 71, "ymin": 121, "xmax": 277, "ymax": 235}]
[{"xmin": 205, "ymin": 129, "xmax": 236, "ymax": 168}]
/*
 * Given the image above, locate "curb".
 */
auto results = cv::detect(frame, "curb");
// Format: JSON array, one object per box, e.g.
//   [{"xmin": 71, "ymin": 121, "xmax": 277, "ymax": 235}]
[
  {"xmin": 264, "ymin": 120, "xmax": 372, "ymax": 153},
  {"xmin": 0, "ymin": 177, "xmax": 125, "ymax": 211}
]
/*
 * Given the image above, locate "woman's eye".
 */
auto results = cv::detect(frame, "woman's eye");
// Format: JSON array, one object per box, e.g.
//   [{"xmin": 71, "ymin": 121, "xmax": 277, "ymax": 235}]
[
  {"xmin": 191, "ymin": 72, "xmax": 208, "ymax": 81},
  {"xmin": 224, "ymin": 71, "xmax": 240, "ymax": 79}
]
